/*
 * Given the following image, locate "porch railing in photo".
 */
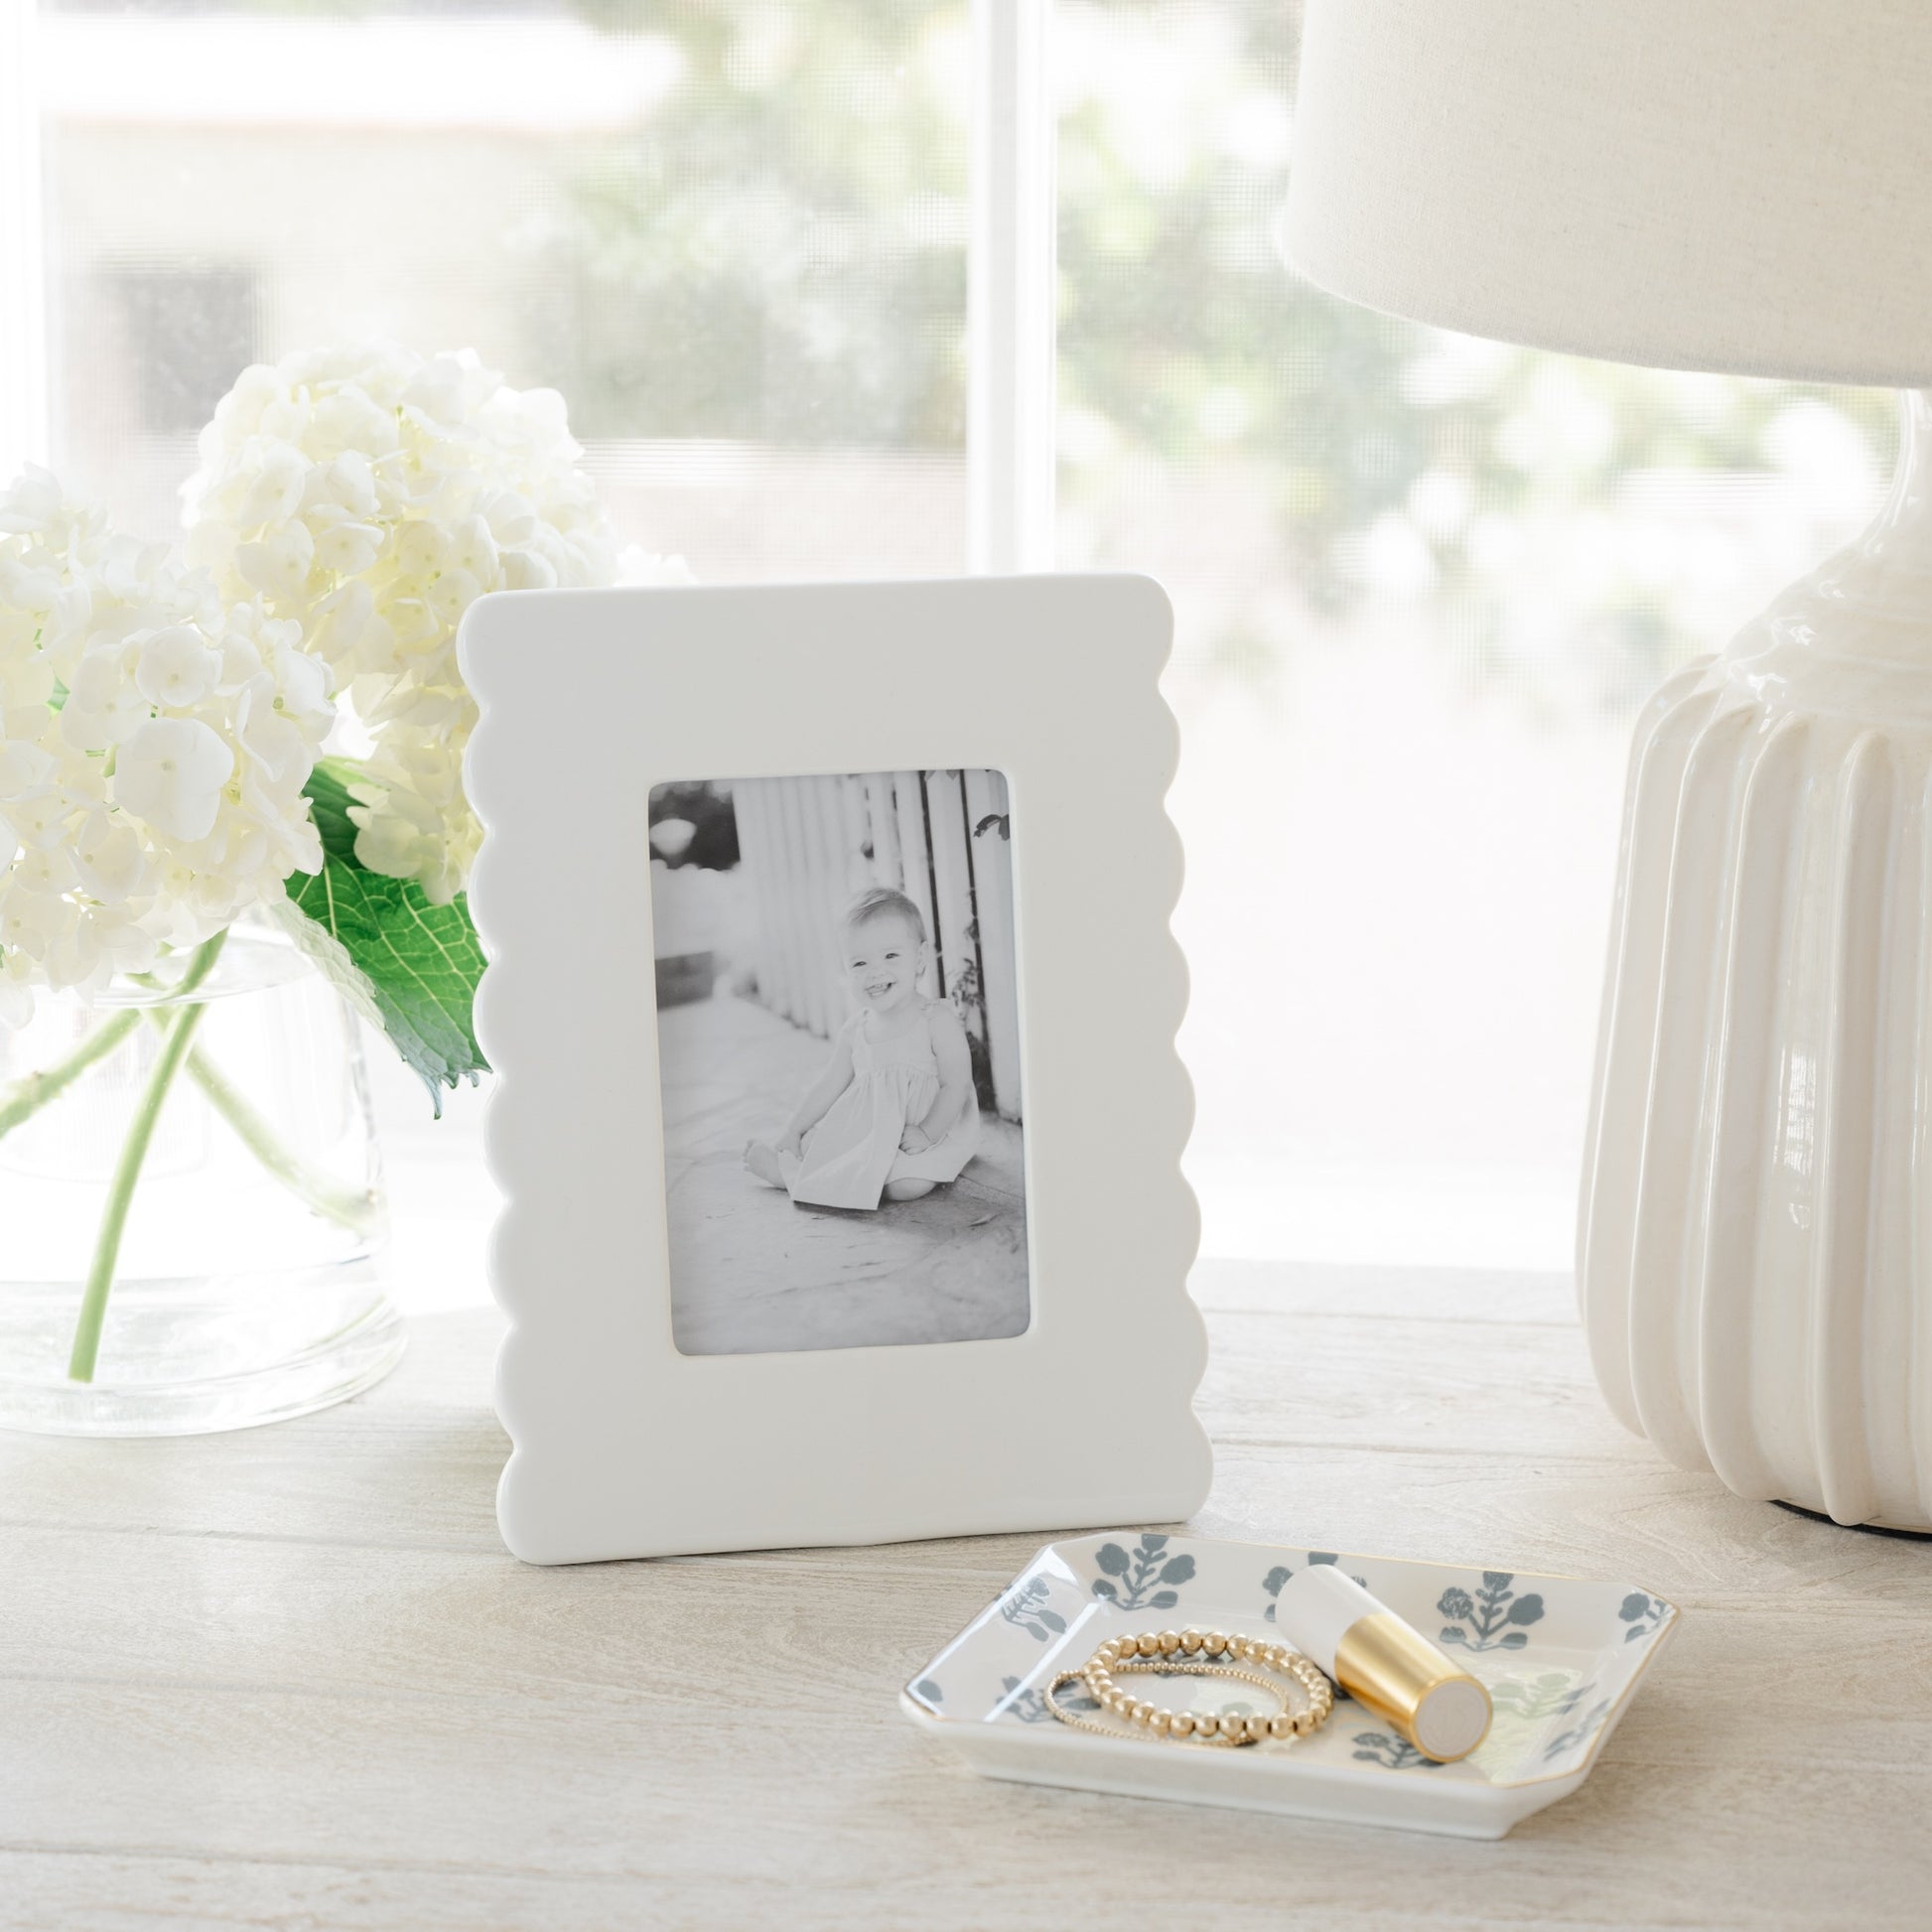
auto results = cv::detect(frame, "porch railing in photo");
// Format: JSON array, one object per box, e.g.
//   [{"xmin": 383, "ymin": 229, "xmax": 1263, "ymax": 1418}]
[{"xmin": 731, "ymin": 770, "xmax": 1022, "ymax": 1124}]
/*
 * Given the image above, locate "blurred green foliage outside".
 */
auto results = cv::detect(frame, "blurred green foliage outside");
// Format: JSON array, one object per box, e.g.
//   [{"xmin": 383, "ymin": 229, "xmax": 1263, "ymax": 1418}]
[
  {"xmin": 62, "ymin": 0, "xmax": 1902, "ymax": 710},
  {"xmin": 559, "ymin": 0, "xmax": 1898, "ymax": 707}
]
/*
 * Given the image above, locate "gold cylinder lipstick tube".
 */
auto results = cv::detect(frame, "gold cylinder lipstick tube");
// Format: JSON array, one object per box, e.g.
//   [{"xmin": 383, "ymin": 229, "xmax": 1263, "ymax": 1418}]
[{"xmin": 1274, "ymin": 1565, "xmax": 1492, "ymax": 1762}]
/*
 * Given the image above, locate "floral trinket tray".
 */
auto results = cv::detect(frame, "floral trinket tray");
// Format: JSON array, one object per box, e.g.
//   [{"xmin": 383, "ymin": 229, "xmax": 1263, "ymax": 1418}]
[{"xmin": 901, "ymin": 1532, "xmax": 1678, "ymax": 1840}]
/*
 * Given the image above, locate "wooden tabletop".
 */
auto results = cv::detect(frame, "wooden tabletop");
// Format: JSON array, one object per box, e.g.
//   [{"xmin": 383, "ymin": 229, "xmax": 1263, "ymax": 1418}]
[{"xmin": 5, "ymin": 1259, "xmax": 1928, "ymax": 1931}]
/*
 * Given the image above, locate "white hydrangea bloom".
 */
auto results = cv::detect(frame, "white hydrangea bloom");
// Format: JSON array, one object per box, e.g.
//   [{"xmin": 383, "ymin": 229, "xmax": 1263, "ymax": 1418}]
[
  {"xmin": 182, "ymin": 345, "xmax": 669, "ymax": 902},
  {"xmin": 0, "ymin": 468, "xmax": 335, "ymax": 1020}
]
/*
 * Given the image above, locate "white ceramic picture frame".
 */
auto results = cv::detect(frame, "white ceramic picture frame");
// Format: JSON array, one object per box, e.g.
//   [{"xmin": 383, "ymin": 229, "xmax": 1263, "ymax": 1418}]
[{"xmin": 461, "ymin": 575, "xmax": 1208, "ymax": 1563}]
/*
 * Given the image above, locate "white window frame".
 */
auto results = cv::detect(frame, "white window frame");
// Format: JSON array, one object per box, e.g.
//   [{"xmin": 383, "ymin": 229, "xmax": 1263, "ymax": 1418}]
[
  {"xmin": 0, "ymin": 0, "xmax": 1058, "ymax": 575},
  {"xmin": 969, "ymin": 0, "xmax": 1057, "ymax": 574}
]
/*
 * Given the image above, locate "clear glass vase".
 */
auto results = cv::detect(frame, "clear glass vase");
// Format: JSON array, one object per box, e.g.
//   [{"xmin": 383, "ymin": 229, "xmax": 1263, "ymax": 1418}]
[{"xmin": 0, "ymin": 921, "xmax": 401, "ymax": 1435}]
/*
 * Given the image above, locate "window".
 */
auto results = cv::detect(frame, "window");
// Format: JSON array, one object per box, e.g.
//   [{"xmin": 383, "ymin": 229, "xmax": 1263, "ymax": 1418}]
[
  {"xmin": 89, "ymin": 262, "xmax": 261, "ymax": 436},
  {"xmin": 6, "ymin": 0, "xmax": 1897, "ymax": 1275},
  {"xmin": 19, "ymin": 0, "xmax": 972, "ymax": 572},
  {"xmin": 1053, "ymin": 0, "xmax": 1893, "ymax": 1266}
]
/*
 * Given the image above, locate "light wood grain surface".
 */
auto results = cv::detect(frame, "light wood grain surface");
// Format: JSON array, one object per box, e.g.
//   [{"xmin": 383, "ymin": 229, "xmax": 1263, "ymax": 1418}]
[{"xmin": 5, "ymin": 1257, "xmax": 1929, "ymax": 1931}]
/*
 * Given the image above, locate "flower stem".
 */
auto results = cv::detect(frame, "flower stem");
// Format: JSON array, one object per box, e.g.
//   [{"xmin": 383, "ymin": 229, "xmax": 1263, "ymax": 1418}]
[
  {"xmin": 66, "ymin": 932, "xmax": 228, "ymax": 1384},
  {"xmin": 164, "ymin": 1026, "xmax": 378, "ymax": 1236},
  {"xmin": 0, "ymin": 1007, "xmax": 144, "ymax": 1143}
]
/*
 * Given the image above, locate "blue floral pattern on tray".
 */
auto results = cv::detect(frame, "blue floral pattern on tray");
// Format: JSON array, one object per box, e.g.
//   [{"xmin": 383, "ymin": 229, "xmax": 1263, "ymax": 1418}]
[
  {"xmin": 1489, "ymin": 1671, "xmax": 1593, "ymax": 1722},
  {"xmin": 1544, "ymin": 1699, "xmax": 1614, "ymax": 1760},
  {"xmin": 1438, "ymin": 1572, "xmax": 1545, "ymax": 1651},
  {"xmin": 1352, "ymin": 1730, "xmax": 1449, "ymax": 1771},
  {"xmin": 1618, "ymin": 1590, "xmax": 1668, "ymax": 1642},
  {"xmin": 1089, "ymin": 1533, "xmax": 1196, "ymax": 1611},
  {"xmin": 998, "ymin": 1575, "xmax": 1068, "ymax": 1643},
  {"xmin": 999, "ymin": 1671, "xmax": 1106, "ymax": 1726}
]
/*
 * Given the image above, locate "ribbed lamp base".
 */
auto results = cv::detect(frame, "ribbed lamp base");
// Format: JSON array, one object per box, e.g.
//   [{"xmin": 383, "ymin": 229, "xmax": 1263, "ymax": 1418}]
[{"xmin": 1581, "ymin": 390, "xmax": 1932, "ymax": 1532}]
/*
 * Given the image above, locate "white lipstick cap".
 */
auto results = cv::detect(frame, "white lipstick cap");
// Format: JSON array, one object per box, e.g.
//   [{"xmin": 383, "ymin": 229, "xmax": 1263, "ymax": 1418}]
[{"xmin": 1274, "ymin": 1565, "xmax": 1380, "ymax": 1675}]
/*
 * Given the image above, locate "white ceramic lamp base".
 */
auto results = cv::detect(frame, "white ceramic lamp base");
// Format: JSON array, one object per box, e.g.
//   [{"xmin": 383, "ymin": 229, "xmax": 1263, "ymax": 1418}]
[{"xmin": 1581, "ymin": 390, "xmax": 1932, "ymax": 1532}]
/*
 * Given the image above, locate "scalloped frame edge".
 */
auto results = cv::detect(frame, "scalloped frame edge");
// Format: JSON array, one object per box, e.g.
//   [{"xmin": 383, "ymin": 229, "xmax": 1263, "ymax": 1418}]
[{"xmin": 461, "ymin": 575, "xmax": 1209, "ymax": 1563}]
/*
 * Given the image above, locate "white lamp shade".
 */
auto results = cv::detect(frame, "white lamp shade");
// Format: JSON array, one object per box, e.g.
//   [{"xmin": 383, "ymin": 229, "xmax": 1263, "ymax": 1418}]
[{"xmin": 1282, "ymin": 0, "xmax": 1932, "ymax": 387}]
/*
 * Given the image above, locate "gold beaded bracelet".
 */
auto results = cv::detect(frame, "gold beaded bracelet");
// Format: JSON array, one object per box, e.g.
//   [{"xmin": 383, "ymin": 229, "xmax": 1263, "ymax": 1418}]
[{"xmin": 1043, "ymin": 1626, "xmax": 1335, "ymax": 1747}]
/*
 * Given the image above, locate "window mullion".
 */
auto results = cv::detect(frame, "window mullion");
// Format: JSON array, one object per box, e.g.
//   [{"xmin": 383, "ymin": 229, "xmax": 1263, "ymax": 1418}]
[{"xmin": 968, "ymin": 0, "xmax": 1056, "ymax": 575}]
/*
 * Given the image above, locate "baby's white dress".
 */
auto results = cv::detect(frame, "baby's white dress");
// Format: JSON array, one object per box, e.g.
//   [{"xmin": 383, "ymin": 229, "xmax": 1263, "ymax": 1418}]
[{"xmin": 780, "ymin": 1001, "xmax": 983, "ymax": 1210}]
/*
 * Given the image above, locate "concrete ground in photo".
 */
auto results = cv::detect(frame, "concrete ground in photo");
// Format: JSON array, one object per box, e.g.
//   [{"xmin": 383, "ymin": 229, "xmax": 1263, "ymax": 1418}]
[{"xmin": 655, "ymin": 993, "xmax": 1028, "ymax": 1354}]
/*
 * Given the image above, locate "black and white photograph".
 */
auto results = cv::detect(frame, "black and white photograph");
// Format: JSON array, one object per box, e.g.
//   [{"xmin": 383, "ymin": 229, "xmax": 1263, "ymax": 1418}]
[{"xmin": 649, "ymin": 768, "xmax": 1028, "ymax": 1355}]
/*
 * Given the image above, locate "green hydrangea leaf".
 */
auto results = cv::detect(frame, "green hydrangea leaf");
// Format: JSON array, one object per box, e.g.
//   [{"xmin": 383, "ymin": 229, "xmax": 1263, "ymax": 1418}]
[
  {"xmin": 274, "ymin": 760, "xmax": 488, "ymax": 1112},
  {"xmin": 302, "ymin": 754, "xmax": 364, "ymax": 867}
]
